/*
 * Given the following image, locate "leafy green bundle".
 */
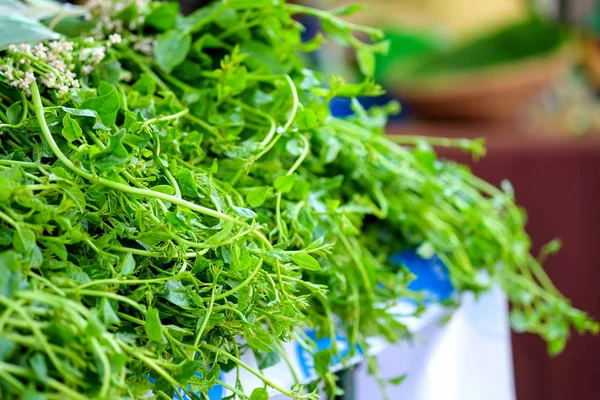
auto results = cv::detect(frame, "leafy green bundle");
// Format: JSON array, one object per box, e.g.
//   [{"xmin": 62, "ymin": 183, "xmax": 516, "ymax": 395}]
[{"xmin": 0, "ymin": 1, "xmax": 596, "ymax": 399}]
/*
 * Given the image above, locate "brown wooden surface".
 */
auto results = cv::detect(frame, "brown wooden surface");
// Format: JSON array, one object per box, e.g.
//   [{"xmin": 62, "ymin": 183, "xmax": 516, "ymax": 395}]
[{"xmin": 389, "ymin": 122, "xmax": 600, "ymax": 400}]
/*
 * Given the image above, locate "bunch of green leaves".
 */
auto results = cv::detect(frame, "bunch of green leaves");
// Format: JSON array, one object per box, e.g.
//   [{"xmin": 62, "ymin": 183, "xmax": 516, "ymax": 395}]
[{"xmin": 0, "ymin": 1, "xmax": 596, "ymax": 399}]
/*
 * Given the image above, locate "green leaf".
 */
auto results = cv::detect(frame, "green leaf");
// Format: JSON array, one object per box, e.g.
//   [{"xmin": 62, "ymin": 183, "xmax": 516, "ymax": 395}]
[
  {"xmin": 509, "ymin": 310, "xmax": 529, "ymax": 333},
  {"xmin": 210, "ymin": 159, "xmax": 218, "ymax": 174},
  {"xmin": 154, "ymin": 30, "xmax": 191, "ymax": 73},
  {"xmin": 548, "ymin": 337, "xmax": 566, "ymax": 356},
  {"xmin": 13, "ymin": 228, "xmax": 36, "ymax": 254},
  {"xmin": 59, "ymin": 107, "xmax": 109, "ymax": 130},
  {"xmin": 253, "ymin": 350, "xmax": 281, "ymax": 369},
  {"xmin": 80, "ymin": 87, "xmax": 120, "ymax": 127},
  {"xmin": 145, "ymin": 306, "xmax": 166, "ymax": 343},
  {"xmin": 246, "ymin": 187, "xmax": 269, "ymax": 207},
  {"xmin": 29, "ymin": 353, "xmax": 48, "ymax": 384},
  {"xmin": 250, "ymin": 388, "xmax": 269, "ymax": 400},
  {"xmin": 274, "ymin": 174, "xmax": 296, "ymax": 193},
  {"xmin": 40, "ymin": 239, "xmax": 67, "ymax": 262},
  {"xmin": 152, "ymin": 185, "xmax": 175, "ymax": 195},
  {"xmin": 243, "ymin": 325, "xmax": 273, "ymax": 352},
  {"xmin": 356, "ymin": 48, "xmax": 375, "ymax": 77},
  {"xmin": 21, "ymin": 387, "xmax": 46, "ymax": 400},
  {"xmin": 132, "ymin": 73, "xmax": 157, "ymax": 96},
  {"xmin": 207, "ymin": 364, "xmax": 220, "ymax": 382},
  {"xmin": 331, "ymin": 4, "xmax": 368, "ymax": 16},
  {"xmin": 92, "ymin": 133, "xmax": 129, "ymax": 171},
  {"xmin": 192, "ymin": 255, "xmax": 210, "ymax": 274},
  {"xmin": 145, "ymin": 2, "xmax": 180, "ymax": 31},
  {"xmin": 0, "ymin": 176, "xmax": 13, "ymax": 201},
  {"xmin": 176, "ymin": 169, "xmax": 199, "ymax": 198},
  {"xmin": 388, "ymin": 374, "xmax": 407, "ymax": 385},
  {"xmin": 0, "ymin": 228, "xmax": 11, "ymax": 246},
  {"xmin": 163, "ymin": 280, "xmax": 190, "ymax": 308},
  {"xmin": 6, "ymin": 101, "xmax": 22, "ymax": 125},
  {"xmin": 120, "ymin": 252, "xmax": 135, "ymax": 275},
  {"xmin": 123, "ymin": 133, "xmax": 150, "ymax": 149},
  {"xmin": 175, "ymin": 360, "xmax": 203, "ymax": 384},
  {"xmin": 230, "ymin": 244, "xmax": 252, "ymax": 272},
  {"xmin": 101, "ymin": 298, "xmax": 120, "ymax": 326},
  {"xmin": 205, "ymin": 222, "xmax": 234, "ymax": 246},
  {"xmin": 231, "ymin": 205, "xmax": 256, "ymax": 219},
  {"xmin": 96, "ymin": 57, "xmax": 121, "ymax": 85},
  {"xmin": 62, "ymin": 184, "xmax": 86, "ymax": 211},
  {"xmin": 291, "ymin": 253, "xmax": 321, "ymax": 271},
  {"xmin": 314, "ymin": 348, "xmax": 332, "ymax": 377},
  {"xmin": 0, "ymin": 14, "xmax": 58, "ymax": 48},
  {"xmin": 61, "ymin": 113, "xmax": 83, "ymax": 142},
  {"xmin": 0, "ymin": 334, "xmax": 15, "ymax": 361},
  {"xmin": 295, "ymin": 108, "xmax": 318, "ymax": 130}
]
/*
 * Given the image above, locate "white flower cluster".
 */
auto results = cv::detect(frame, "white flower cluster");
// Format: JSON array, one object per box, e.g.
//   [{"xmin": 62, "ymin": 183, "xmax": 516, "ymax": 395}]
[
  {"xmin": 133, "ymin": 37, "xmax": 156, "ymax": 56},
  {"xmin": 79, "ymin": 45, "xmax": 106, "ymax": 76},
  {"xmin": 84, "ymin": 0, "xmax": 156, "ymax": 57},
  {"xmin": 86, "ymin": 0, "xmax": 150, "ymax": 35},
  {"xmin": 108, "ymin": 34, "xmax": 122, "ymax": 45},
  {"xmin": 0, "ymin": 67, "xmax": 35, "ymax": 95},
  {"xmin": 0, "ymin": 40, "xmax": 106, "ymax": 98}
]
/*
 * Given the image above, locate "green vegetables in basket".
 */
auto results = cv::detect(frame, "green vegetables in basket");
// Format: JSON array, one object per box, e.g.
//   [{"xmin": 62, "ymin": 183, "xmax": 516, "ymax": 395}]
[
  {"xmin": 378, "ymin": 16, "xmax": 570, "ymax": 83},
  {"xmin": 0, "ymin": 1, "xmax": 596, "ymax": 399}
]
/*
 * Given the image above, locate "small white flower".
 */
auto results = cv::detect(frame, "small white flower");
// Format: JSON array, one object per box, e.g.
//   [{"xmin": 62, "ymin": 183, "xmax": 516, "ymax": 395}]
[
  {"xmin": 91, "ymin": 47, "xmax": 106, "ymax": 64},
  {"xmin": 62, "ymin": 41, "xmax": 74, "ymax": 52},
  {"xmin": 19, "ymin": 44, "xmax": 32, "ymax": 54},
  {"xmin": 81, "ymin": 65, "xmax": 94, "ymax": 75},
  {"xmin": 108, "ymin": 33, "xmax": 122, "ymax": 44},
  {"xmin": 34, "ymin": 43, "xmax": 48, "ymax": 53},
  {"xmin": 7, "ymin": 45, "xmax": 17, "ymax": 53},
  {"xmin": 134, "ymin": 37, "xmax": 155, "ymax": 56},
  {"xmin": 57, "ymin": 85, "xmax": 69, "ymax": 98}
]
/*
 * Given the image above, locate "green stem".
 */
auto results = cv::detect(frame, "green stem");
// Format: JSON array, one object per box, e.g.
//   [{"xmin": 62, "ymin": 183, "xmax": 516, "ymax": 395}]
[
  {"xmin": 285, "ymin": 4, "xmax": 383, "ymax": 39},
  {"xmin": 194, "ymin": 274, "xmax": 219, "ymax": 348},
  {"xmin": 0, "ymin": 91, "xmax": 28, "ymax": 129},
  {"xmin": 63, "ymin": 289, "xmax": 146, "ymax": 314},
  {"xmin": 91, "ymin": 338, "xmax": 111, "ymax": 398},
  {"xmin": 183, "ymin": 113, "xmax": 221, "ymax": 137},
  {"xmin": 78, "ymin": 273, "xmax": 206, "ymax": 289},
  {"xmin": 143, "ymin": 108, "xmax": 189, "ymax": 127},
  {"xmin": 200, "ymin": 343, "xmax": 315, "ymax": 399},
  {"xmin": 119, "ymin": 341, "xmax": 182, "ymax": 391},
  {"xmin": 0, "ymin": 297, "xmax": 70, "ymax": 383},
  {"xmin": 212, "ymin": 304, "xmax": 248, "ymax": 323},
  {"xmin": 211, "ymin": 259, "xmax": 262, "ymax": 302},
  {"xmin": 216, "ymin": 380, "xmax": 249, "ymax": 399},
  {"xmin": 30, "ymin": 81, "xmax": 273, "ymax": 250},
  {"xmin": 339, "ymin": 234, "xmax": 374, "ymax": 302}
]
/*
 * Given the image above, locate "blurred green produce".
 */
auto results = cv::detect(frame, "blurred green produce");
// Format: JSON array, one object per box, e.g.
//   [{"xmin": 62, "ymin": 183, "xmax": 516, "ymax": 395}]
[{"xmin": 378, "ymin": 17, "xmax": 570, "ymax": 84}]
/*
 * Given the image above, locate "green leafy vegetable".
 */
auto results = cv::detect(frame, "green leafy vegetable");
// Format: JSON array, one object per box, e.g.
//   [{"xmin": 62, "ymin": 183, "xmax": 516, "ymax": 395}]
[
  {"xmin": 0, "ymin": 1, "xmax": 595, "ymax": 400},
  {"xmin": 154, "ymin": 30, "xmax": 192, "ymax": 73}
]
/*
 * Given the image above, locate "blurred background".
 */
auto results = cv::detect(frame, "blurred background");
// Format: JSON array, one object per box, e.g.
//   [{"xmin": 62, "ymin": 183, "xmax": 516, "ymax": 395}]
[{"xmin": 296, "ymin": 0, "xmax": 600, "ymax": 399}]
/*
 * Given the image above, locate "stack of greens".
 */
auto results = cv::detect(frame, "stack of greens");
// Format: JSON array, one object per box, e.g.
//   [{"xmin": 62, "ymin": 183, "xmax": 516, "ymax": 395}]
[{"xmin": 0, "ymin": 1, "xmax": 596, "ymax": 399}]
